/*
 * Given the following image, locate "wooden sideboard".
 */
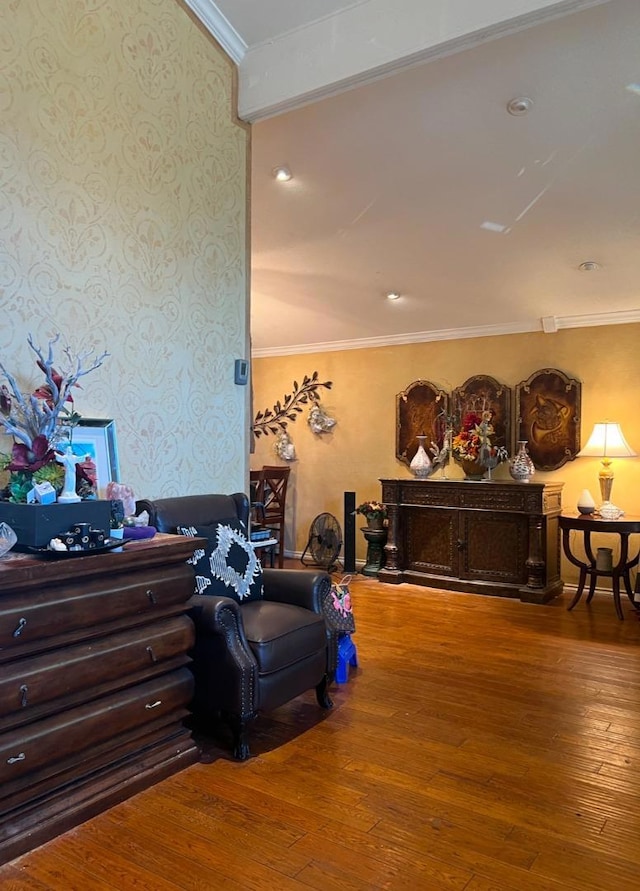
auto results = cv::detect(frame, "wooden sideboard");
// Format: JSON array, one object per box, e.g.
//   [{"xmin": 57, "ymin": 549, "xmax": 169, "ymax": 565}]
[
  {"xmin": 378, "ymin": 478, "xmax": 564, "ymax": 603},
  {"xmin": 0, "ymin": 534, "xmax": 200, "ymax": 865}
]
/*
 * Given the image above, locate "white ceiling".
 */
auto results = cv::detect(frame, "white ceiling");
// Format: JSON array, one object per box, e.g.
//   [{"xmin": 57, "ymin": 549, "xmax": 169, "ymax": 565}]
[{"xmin": 190, "ymin": 0, "xmax": 640, "ymax": 355}]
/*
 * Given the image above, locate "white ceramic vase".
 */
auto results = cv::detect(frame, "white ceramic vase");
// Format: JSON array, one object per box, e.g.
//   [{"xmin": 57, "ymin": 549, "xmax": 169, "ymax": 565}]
[
  {"xmin": 577, "ymin": 489, "xmax": 596, "ymax": 515},
  {"xmin": 508, "ymin": 441, "xmax": 535, "ymax": 482},
  {"xmin": 410, "ymin": 435, "xmax": 433, "ymax": 479}
]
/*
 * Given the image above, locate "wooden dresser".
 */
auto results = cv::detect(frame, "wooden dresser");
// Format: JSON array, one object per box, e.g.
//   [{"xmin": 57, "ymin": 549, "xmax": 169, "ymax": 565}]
[
  {"xmin": 378, "ymin": 478, "xmax": 563, "ymax": 603},
  {"xmin": 0, "ymin": 534, "xmax": 200, "ymax": 865}
]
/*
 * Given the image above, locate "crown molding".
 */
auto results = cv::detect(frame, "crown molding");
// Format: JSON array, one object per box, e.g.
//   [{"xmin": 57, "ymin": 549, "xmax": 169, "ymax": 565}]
[
  {"xmin": 238, "ymin": 0, "xmax": 613, "ymax": 121},
  {"xmin": 182, "ymin": 0, "xmax": 247, "ymax": 64},
  {"xmin": 251, "ymin": 308, "xmax": 640, "ymax": 358}
]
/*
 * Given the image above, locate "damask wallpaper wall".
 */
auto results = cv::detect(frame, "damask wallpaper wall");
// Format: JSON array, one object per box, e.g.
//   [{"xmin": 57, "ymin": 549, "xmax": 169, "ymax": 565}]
[{"xmin": 0, "ymin": 0, "xmax": 249, "ymax": 498}]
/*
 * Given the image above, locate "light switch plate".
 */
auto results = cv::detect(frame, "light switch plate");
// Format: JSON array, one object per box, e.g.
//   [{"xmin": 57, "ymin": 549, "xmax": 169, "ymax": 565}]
[{"xmin": 234, "ymin": 358, "xmax": 249, "ymax": 385}]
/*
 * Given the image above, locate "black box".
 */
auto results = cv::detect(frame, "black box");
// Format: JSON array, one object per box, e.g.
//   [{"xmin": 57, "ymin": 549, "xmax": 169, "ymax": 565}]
[{"xmin": 0, "ymin": 501, "xmax": 112, "ymax": 550}]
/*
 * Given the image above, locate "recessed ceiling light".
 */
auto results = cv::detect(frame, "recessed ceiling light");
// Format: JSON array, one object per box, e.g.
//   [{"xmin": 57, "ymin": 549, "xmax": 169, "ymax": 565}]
[
  {"xmin": 578, "ymin": 261, "xmax": 600, "ymax": 271},
  {"xmin": 386, "ymin": 292, "xmax": 401, "ymax": 301},
  {"xmin": 273, "ymin": 166, "xmax": 292, "ymax": 182},
  {"xmin": 507, "ymin": 97, "xmax": 533, "ymax": 116}
]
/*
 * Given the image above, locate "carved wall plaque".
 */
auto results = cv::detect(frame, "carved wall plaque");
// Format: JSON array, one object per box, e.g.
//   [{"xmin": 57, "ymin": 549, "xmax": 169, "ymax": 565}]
[
  {"xmin": 452, "ymin": 374, "xmax": 510, "ymax": 451},
  {"xmin": 515, "ymin": 368, "xmax": 581, "ymax": 470},
  {"xmin": 396, "ymin": 380, "xmax": 449, "ymax": 467}
]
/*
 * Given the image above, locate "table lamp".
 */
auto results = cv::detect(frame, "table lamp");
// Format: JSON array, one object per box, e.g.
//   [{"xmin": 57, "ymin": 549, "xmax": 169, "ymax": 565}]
[{"xmin": 577, "ymin": 421, "xmax": 636, "ymax": 505}]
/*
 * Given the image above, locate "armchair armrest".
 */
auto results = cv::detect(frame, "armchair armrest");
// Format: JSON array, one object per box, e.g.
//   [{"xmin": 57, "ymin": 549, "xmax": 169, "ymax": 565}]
[
  {"xmin": 188, "ymin": 592, "xmax": 243, "ymax": 634},
  {"xmin": 262, "ymin": 568, "xmax": 331, "ymax": 613},
  {"xmin": 187, "ymin": 594, "xmax": 258, "ymax": 719}
]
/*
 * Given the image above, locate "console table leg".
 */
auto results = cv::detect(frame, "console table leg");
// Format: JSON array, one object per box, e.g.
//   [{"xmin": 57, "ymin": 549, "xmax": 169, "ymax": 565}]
[
  {"xmin": 586, "ymin": 572, "xmax": 597, "ymax": 604},
  {"xmin": 525, "ymin": 516, "xmax": 545, "ymax": 589},
  {"xmin": 612, "ymin": 575, "xmax": 625, "ymax": 621},
  {"xmin": 567, "ymin": 568, "xmax": 587, "ymax": 611}
]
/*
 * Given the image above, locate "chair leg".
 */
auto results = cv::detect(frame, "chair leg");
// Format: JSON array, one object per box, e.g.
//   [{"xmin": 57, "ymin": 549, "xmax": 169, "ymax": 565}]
[
  {"xmin": 227, "ymin": 713, "xmax": 252, "ymax": 761},
  {"xmin": 315, "ymin": 674, "xmax": 334, "ymax": 710}
]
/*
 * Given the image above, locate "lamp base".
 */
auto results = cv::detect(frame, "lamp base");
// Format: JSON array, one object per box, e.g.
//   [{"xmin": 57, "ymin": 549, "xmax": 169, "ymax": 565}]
[{"xmin": 598, "ymin": 467, "xmax": 614, "ymax": 503}]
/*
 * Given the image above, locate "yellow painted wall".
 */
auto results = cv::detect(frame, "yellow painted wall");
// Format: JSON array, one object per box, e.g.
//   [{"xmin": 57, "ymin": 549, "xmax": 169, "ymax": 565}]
[
  {"xmin": 252, "ymin": 323, "xmax": 640, "ymax": 583},
  {"xmin": 0, "ymin": 0, "xmax": 249, "ymax": 498}
]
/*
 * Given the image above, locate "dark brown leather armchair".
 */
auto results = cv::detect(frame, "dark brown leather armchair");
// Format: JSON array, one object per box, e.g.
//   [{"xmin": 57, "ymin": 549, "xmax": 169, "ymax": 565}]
[{"xmin": 135, "ymin": 493, "xmax": 337, "ymax": 760}]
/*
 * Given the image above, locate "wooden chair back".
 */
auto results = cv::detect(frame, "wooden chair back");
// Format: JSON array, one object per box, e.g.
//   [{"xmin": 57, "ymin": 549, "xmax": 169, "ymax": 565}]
[{"xmin": 250, "ymin": 465, "xmax": 291, "ymax": 567}]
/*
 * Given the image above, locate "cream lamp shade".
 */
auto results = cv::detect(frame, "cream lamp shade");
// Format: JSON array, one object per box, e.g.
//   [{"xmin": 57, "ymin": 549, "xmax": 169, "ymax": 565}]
[{"xmin": 577, "ymin": 422, "xmax": 637, "ymax": 503}]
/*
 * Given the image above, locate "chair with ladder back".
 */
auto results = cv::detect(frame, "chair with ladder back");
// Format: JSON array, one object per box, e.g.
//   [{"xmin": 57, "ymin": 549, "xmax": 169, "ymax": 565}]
[{"xmin": 250, "ymin": 465, "xmax": 291, "ymax": 568}]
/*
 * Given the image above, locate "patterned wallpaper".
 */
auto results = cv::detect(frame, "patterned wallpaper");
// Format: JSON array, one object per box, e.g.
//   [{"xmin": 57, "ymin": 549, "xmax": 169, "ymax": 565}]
[{"xmin": 0, "ymin": 0, "xmax": 249, "ymax": 499}]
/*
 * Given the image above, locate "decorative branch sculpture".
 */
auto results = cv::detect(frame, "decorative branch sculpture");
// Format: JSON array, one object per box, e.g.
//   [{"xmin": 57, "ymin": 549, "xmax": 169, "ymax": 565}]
[
  {"xmin": 0, "ymin": 334, "xmax": 109, "ymax": 448},
  {"xmin": 252, "ymin": 372, "xmax": 332, "ymax": 438}
]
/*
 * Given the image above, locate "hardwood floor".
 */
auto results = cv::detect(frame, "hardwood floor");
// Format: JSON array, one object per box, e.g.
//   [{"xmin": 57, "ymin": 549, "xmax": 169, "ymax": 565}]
[{"xmin": 2, "ymin": 571, "xmax": 640, "ymax": 890}]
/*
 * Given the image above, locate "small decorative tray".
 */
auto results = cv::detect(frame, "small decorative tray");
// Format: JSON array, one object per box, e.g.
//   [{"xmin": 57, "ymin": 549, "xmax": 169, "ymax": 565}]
[{"xmin": 27, "ymin": 538, "xmax": 129, "ymax": 559}]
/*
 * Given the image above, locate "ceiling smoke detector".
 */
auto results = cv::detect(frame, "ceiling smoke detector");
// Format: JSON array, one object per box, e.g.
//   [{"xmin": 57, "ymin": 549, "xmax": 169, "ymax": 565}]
[
  {"xmin": 507, "ymin": 97, "xmax": 533, "ymax": 116},
  {"xmin": 579, "ymin": 261, "xmax": 601, "ymax": 272}
]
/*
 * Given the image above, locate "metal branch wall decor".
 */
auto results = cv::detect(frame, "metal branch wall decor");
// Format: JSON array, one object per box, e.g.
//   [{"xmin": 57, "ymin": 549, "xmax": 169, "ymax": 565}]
[{"xmin": 252, "ymin": 373, "xmax": 332, "ymax": 439}]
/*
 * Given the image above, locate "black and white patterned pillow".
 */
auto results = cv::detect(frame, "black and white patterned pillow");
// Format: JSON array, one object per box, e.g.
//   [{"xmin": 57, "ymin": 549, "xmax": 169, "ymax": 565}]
[{"xmin": 178, "ymin": 520, "xmax": 264, "ymax": 603}]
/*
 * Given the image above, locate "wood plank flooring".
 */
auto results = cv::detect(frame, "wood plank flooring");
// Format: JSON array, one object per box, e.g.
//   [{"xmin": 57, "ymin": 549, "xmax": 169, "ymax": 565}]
[{"xmin": 2, "ymin": 571, "xmax": 640, "ymax": 890}]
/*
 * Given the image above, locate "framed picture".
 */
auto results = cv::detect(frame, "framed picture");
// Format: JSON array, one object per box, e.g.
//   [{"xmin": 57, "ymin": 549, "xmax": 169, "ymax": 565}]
[
  {"xmin": 58, "ymin": 418, "xmax": 120, "ymax": 497},
  {"xmin": 452, "ymin": 374, "xmax": 511, "ymax": 452},
  {"xmin": 396, "ymin": 379, "xmax": 449, "ymax": 466},
  {"xmin": 515, "ymin": 369, "xmax": 581, "ymax": 470}
]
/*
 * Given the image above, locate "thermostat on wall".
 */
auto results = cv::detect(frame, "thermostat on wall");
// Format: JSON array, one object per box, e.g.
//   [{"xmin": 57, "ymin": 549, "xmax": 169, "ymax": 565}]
[{"xmin": 234, "ymin": 359, "xmax": 249, "ymax": 385}]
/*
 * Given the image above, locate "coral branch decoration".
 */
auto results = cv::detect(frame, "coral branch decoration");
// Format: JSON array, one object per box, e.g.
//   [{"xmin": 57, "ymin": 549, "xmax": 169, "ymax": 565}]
[
  {"xmin": 252, "ymin": 372, "xmax": 332, "ymax": 438},
  {"xmin": 0, "ymin": 334, "xmax": 109, "ymax": 502}
]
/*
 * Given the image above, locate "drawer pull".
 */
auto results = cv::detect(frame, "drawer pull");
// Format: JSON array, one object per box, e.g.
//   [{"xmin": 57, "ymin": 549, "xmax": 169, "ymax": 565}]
[
  {"xmin": 146, "ymin": 646, "xmax": 157, "ymax": 663},
  {"xmin": 20, "ymin": 684, "xmax": 28, "ymax": 707},
  {"xmin": 146, "ymin": 589, "xmax": 157, "ymax": 605},
  {"xmin": 12, "ymin": 617, "xmax": 27, "ymax": 638},
  {"xmin": 145, "ymin": 699, "xmax": 162, "ymax": 710},
  {"xmin": 7, "ymin": 752, "xmax": 25, "ymax": 765}
]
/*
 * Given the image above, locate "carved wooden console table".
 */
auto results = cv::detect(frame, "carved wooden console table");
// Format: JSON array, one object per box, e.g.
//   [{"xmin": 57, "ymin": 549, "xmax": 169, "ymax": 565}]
[
  {"xmin": 378, "ymin": 478, "xmax": 564, "ymax": 603},
  {"xmin": 0, "ymin": 534, "xmax": 200, "ymax": 865}
]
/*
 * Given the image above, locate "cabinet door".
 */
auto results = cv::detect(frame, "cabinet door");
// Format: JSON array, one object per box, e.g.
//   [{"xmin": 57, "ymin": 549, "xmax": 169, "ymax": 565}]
[
  {"xmin": 460, "ymin": 510, "xmax": 528, "ymax": 585},
  {"xmin": 404, "ymin": 507, "xmax": 459, "ymax": 576}
]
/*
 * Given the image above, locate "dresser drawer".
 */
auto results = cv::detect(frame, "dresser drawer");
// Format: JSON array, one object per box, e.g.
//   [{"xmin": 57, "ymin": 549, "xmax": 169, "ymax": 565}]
[
  {"xmin": 0, "ymin": 564, "xmax": 194, "ymax": 660},
  {"xmin": 0, "ymin": 615, "xmax": 195, "ymax": 726},
  {"xmin": 0, "ymin": 669, "xmax": 194, "ymax": 790}
]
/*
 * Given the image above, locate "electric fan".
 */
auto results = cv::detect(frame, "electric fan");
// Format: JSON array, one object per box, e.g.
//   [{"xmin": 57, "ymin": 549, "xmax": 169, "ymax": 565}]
[{"xmin": 300, "ymin": 512, "xmax": 343, "ymax": 571}]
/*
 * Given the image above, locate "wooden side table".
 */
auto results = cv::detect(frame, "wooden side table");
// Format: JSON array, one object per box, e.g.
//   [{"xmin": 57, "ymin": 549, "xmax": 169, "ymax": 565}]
[{"xmin": 559, "ymin": 514, "xmax": 640, "ymax": 620}]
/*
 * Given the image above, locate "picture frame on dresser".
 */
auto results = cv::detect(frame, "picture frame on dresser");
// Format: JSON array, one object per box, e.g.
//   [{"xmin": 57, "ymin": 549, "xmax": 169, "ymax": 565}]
[{"xmin": 58, "ymin": 417, "xmax": 120, "ymax": 496}]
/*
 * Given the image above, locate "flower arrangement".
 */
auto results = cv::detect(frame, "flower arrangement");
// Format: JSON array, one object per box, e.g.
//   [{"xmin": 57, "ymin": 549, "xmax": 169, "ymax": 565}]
[
  {"xmin": 354, "ymin": 500, "xmax": 388, "ymax": 521},
  {"xmin": 0, "ymin": 334, "xmax": 108, "ymax": 502},
  {"xmin": 451, "ymin": 411, "xmax": 507, "ymax": 466}
]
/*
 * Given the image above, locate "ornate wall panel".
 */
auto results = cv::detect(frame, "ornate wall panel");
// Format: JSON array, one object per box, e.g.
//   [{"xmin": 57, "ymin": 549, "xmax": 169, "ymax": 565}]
[
  {"xmin": 396, "ymin": 380, "xmax": 449, "ymax": 466},
  {"xmin": 452, "ymin": 374, "xmax": 511, "ymax": 451},
  {"xmin": 515, "ymin": 368, "xmax": 581, "ymax": 471}
]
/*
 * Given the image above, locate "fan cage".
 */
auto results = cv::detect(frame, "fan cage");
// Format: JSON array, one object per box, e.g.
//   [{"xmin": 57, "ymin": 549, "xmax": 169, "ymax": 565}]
[{"xmin": 300, "ymin": 512, "xmax": 343, "ymax": 570}]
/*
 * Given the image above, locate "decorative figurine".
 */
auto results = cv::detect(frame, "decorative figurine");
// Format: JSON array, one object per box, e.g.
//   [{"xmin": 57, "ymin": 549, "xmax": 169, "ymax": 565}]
[
  {"xmin": 274, "ymin": 430, "xmax": 296, "ymax": 461},
  {"xmin": 56, "ymin": 447, "xmax": 82, "ymax": 503},
  {"xmin": 308, "ymin": 402, "xmax": 336, "ymax": 434}
]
